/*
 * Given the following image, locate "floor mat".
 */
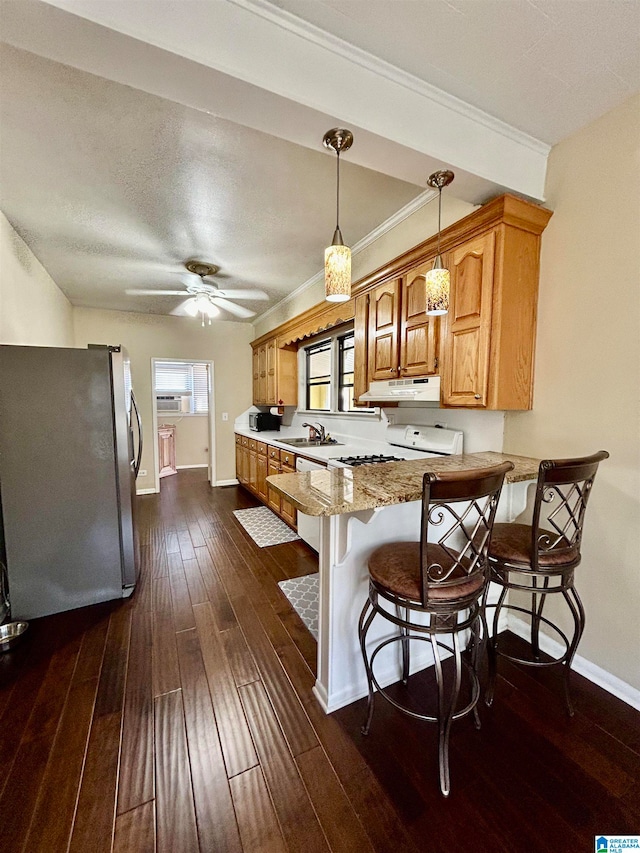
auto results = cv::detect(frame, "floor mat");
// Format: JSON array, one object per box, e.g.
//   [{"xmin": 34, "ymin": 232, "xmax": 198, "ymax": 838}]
[
  {"xmin": 232, "ymin": 506, "xmax": 300, "ymax": 547},
  {"xmin": 278, "ymin": 573, "xmax": 319, "ymax": 640}
]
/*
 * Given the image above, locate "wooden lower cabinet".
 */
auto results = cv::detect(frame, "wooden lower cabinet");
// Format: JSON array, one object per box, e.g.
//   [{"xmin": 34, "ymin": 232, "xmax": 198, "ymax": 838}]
[
  {"xmin": 256, "ymin": 442, "xmax": 268, "ymax": 501},
  {"xmin": 267, "ymin": 456, "xmax": 281, "ymax": 514},
  {"xmin": 236, "ymin": 435, "xmax": 297, "ymax": 529}
]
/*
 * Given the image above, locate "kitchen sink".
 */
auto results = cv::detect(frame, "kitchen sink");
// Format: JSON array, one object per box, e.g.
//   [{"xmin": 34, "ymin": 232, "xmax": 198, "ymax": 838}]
[{"xmin": 278, "ymin": 437, "xmax": 343, "ymax": 448}]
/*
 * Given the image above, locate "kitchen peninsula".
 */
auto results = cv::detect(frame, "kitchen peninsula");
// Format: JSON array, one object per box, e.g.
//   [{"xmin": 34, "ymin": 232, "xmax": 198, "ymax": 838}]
[{"xmin": 267, "ymin": 452, "xmax": 539, "ymax": 713}]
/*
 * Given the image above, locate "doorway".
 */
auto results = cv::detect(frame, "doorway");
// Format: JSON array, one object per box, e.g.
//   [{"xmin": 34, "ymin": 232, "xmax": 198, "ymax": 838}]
[{"xmin": 150, "ymin": 358, "xmax": 216, "ymax": 493}]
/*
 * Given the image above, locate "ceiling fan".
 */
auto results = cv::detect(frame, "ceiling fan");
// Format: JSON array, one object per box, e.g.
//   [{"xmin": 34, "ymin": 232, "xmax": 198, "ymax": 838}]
[{"xmin": 126, "ymin": 261, "xmax": 269, "ymax": 324}]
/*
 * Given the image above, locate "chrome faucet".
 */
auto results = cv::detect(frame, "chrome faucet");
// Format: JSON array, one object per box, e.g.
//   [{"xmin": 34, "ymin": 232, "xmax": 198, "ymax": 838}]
[{"xmin": 302, "ymin": 422, "xmax": 326, "ymax": 443}]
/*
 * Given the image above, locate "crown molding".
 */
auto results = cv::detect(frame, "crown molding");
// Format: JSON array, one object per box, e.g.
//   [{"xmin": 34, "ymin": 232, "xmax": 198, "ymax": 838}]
[{"xmin": 231, "ymin": 0, "xmax": 550, "ymax": 158}]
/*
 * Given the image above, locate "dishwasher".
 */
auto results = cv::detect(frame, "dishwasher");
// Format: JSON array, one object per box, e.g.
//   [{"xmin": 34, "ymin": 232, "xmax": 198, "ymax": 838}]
[{"xmin": 295, "ymin": 456, "xmax": 326, "ymax": 552}]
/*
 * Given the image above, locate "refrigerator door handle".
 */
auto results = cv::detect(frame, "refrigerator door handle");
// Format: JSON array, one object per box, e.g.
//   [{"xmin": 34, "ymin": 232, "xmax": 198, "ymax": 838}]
[{"xmin": 131, "ymin": 391, "xmax": 143, "ymax": 478}]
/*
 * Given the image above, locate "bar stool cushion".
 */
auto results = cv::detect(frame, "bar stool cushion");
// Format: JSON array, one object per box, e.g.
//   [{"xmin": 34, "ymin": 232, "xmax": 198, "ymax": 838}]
[
  {"xmin": 368, "ymin": 542, "xmax": 484, "ymax": 602},
  {"xmin": 489, "ymin": 523, "xmax": 580, "ymax": 569}
]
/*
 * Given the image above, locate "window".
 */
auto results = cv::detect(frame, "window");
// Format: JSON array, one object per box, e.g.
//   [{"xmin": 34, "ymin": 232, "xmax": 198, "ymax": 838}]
[
  {"xmin": 154, "ymin": 360, "xmax": 209, "ymax": 414},
  {"xmin": 302, "ymin": 328, "xmax": 360, "ymax": 413},
  {"xmin": 306, "ymin": 339, "xmax": 332, "ymax": 411}
]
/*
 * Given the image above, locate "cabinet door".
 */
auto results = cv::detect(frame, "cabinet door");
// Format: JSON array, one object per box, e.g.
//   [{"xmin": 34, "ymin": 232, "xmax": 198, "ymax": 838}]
[
  {"xmin": 267, "ymin": 458, "xmax": 281, "ymax": 513},
  {"xmin": 367, "ymin": 278, "xmax": 400, "ymax": 382},
  {"xmin": 258, "ymin": 344, "xmax": 267, "ymax": 404},
  {"xmin": 248, "ymin": 449, "xmax": 258, "ymax": 493},
  {"xmin": 399, "ymin": 263, "xmax": 439, "ymax": 377},
  {"xmin": 353, "ymin": 293, "xmax": 372, "ymax": 406},
  {"xmin": 256, "ymin": 453, "xmax": 268, "ymax": 500},
  {"xmin": 252, "ymin": 348, "xmax": 261, "ymax": 405},
  {"xmin": 235, "ymin": 435, "xmax": 242, "ymax": 481},
  {"xmin": 442, "ymin": 231, "xmax": 495, "ymax": 407},
  {"xmin": 279, "ymin": 462, "xmax": 297, "ymax": 528},
  {"xmin": 266, "ymin": 339, "xmax": 276, "ymax": 404}
]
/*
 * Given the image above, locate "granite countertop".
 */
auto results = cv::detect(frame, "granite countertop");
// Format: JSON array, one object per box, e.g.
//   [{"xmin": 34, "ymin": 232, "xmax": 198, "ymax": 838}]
[
  {"xmin": 266, "ymin": 452, "xmax": 541, "ymax": 517},
  {"xmin": 233, "ymin": 424, "xmax": 448, "ymax": 463}
]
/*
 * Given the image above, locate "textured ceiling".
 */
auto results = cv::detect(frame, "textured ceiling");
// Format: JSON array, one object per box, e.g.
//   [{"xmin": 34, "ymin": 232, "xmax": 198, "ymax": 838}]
[
  {"xmin": 0, "ymin": 0, "xmax": 638, "ymax": 323},
  {"xmin": 0, "ymin": 43, "xmax": 422, "ymax": 319}
]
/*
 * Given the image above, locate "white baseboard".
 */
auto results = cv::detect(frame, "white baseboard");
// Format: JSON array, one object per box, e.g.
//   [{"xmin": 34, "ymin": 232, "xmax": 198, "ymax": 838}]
[
  {"xmin": 136, "ymin": 487, "xmax": 157, "ymax": 495},
  {"xmin": 216, "ymin": 478, "xmax": 239, "ymax": 487},
  {"xmin": 176, "ymin": 464, "xmax": 208, "ymax": 469},
  {"xmin": 509, "ymin": 615, "xmax": 640, "ymax": 711}
]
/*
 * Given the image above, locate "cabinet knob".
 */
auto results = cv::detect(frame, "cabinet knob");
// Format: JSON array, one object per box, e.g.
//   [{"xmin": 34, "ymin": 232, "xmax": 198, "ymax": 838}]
[
  {"xmin": 389, "ymin": 367, "xmax": 396, "ymax": 373},
  {"xmin": 474, "ymin": 394, "xmax": 481, "ymax": 400}
]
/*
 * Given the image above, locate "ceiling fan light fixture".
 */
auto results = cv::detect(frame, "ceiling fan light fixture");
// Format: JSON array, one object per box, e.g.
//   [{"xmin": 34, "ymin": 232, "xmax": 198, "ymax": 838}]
[
  {"xmin": 323, "ymin": 128, "xmax": 353, "ymax": 303},
  {"xmin": 183, "ymin": 298, "xmax": 199, "ymax": 317},
  {"xmin": 425, "ymin": 169, "xmax": 454, "ymax": 316}
]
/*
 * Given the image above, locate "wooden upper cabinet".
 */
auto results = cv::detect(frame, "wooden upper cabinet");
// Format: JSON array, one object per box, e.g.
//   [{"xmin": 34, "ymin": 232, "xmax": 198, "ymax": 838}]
[
  {"xmin": 353, "ymin": 293, "xmax": 371, "ymax": 407},
  {"xmin": 365, "ymin": 271, "xmax": 439, "ymax": 389},
  {"xmin": 367, "ymin": 278, "xmax": 400, "ymax": 381},
  {"xmin": 400, "ymin": 263, "xmax": 439, "ymax": 377},
  {"xmin": 441, "ymin": 232, "xmax": 495, "ymax": 407},
  {"xmin": 441, "ymin": 202, "xmax": 551, "ymax": 410},
  {"xmin": 251, "ymin": 337, "xmax": 297, "ymax": 407}
]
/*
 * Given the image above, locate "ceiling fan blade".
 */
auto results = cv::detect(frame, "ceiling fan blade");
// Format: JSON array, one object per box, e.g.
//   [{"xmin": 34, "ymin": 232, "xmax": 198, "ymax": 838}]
[
  {"xmin": 211, "ymin": 297, "xmax": 256, "ymax": 319},
  {"xmin": 214, "ymin": 289, "xmax": 269, "ymax": 301},
  {"xmin": 126, "ymin": 289, "xmax": 186, "ymax": 296}
]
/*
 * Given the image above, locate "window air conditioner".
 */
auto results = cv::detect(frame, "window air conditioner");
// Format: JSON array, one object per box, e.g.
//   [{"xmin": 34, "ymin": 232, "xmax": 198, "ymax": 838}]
[{"xmin": 156, "ymin": 393, "xmax": 191, "ymax": 413}]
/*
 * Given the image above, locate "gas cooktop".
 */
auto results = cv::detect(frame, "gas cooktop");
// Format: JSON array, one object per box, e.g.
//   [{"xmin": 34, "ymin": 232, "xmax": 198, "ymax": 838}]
[{"xmin": 335, "ymin": 454, "xmax": 406, "ymax": 467}]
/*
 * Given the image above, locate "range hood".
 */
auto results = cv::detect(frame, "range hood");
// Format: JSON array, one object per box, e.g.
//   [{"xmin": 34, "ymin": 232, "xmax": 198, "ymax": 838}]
[{"xmin": 359, "ymin": 376, "xmax": 441, "ymax": 402}]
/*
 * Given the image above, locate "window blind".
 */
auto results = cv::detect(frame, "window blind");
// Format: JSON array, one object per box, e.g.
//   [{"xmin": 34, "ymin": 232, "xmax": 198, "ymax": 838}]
[{"xmin": 154, "ymin": 360, "xmax": 209, "ymax": 414}]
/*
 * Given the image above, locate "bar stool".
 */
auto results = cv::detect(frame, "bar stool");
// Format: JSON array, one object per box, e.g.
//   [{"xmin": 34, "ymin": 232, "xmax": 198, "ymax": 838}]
[
  {"xmin": 484, "ymin": 451, "xmax": 609, "ymax": 715},
  {"xmin": 359, "ymin": 462, "xmax": 513, "ymax": 797}
]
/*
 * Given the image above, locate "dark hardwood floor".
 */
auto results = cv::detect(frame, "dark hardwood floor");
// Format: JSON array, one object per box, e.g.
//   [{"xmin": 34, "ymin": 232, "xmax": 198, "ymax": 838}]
[{"xmin": 1, "ymin": 468, "xmax": 638, "ymax": 852}]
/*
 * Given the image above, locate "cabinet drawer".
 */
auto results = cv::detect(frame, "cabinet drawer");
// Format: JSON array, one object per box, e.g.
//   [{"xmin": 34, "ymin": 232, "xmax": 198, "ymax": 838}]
[
  {"xmin": 248, "ymin": 438, "xmax": 257, "ymax": 451},
  {"xmin": 235, "ymin": 434, "xmax": 242, "ymax": 445},
  {"xmin": 280, "ymin": 451, "xmax": 296, "ymax": 468},
  {"xmin": 257, "ymin": 441, "xmax": 267, "ymax": 455},
  {"xmin": 267, "ymin": 446, "xmax": 281, "ymax": 463},
  {"xmin": 241, "ymin": 435, "xmax": 249, "ymax": 447}
]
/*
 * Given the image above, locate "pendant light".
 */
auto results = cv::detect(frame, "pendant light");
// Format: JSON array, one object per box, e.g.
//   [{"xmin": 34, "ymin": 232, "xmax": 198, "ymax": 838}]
[
  {"xmin": 323, "ymin": 128, "xmax": 354, "ymax": 303},
  {"xmin": 425, "ymin": 170, "xmax": 455, "ymax": 316}
]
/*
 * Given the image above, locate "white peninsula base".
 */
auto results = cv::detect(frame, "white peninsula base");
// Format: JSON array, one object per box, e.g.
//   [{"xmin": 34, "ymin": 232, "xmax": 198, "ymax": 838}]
[{"xmin": 312, "ymin": 480, "xmax": 532, "ymax": 714}]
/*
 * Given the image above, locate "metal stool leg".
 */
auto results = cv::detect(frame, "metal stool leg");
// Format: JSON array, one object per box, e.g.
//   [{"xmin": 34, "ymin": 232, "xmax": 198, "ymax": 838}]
[
  {"xmin": 561, "ymin": 585, "xmax": 585, "ymax": 716},
  {"xmin": 359, "ymin": 595, "xmax": 377, "ymax": 735},
  {"xmin": 531, "ymin": 576, "xmax": 550, "ymax": 660},
  {"xmin": 470, "ymin": 614, "xmax": 483, "ymax": 730},
  {"xmin": 400, "ymin": 606, "xmax": 411, "ymax": 686},
  {"xmin": 485, "ymin": 585, "xmax": 508, "ymax": 707}
]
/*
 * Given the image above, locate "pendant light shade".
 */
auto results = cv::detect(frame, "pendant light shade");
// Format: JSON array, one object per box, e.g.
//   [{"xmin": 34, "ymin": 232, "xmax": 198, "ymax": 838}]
[
  {"xmin": 425, "ymin": 170, "xmax": 455, "ymax": 316},
  {"xmin": 323, "ymin": 128, "xmax": 353, "ymax": 303}
]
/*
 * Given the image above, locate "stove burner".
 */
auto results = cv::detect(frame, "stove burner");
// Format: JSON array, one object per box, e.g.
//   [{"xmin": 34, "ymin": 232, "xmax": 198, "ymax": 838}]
[{"xmin": 337, "ymin": 454, "xmax": 405, "ymax": 467}]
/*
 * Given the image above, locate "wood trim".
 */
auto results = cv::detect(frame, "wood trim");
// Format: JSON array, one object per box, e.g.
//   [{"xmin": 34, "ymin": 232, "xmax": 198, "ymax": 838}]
[
  {"xmin": 253, "ymin": 300, "xmax": 356, "ymax": 349},
  {"xmin": 252, "ymin": 194, "xmax": 552, "ymax": 348}
]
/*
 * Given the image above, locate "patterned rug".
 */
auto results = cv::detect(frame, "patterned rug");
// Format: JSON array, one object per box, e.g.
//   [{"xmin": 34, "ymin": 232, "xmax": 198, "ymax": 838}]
[
  {"xmin": 232, "ymin": 506, "xmax": 300, "ymax": 547},
  {"xmin": 278, "ymin": 573, "xmax": 319, "ymax": 640}
]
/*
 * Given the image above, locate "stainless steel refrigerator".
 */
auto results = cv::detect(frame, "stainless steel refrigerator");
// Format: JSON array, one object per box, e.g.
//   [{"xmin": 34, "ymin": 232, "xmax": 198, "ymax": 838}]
[{"xmin": 0, "ymin": 344, "xmax": 143, "ymax": 619}]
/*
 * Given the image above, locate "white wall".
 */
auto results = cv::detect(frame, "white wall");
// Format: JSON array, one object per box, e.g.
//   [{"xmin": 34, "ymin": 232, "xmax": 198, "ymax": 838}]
[
  {"xmin": 155, "ymin": 414, "xmax": 209, "ymax": 468},
  {"xmin": 504, "ymin": 94, "xmax": 640, "ymax": 691},
  {"xmin": 73, "ymin": 308, "xmax": 253, "ymax": 489},
  {"xmin": 0, "ymin": 211, "xmax": 74, "ymax": 346}
]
